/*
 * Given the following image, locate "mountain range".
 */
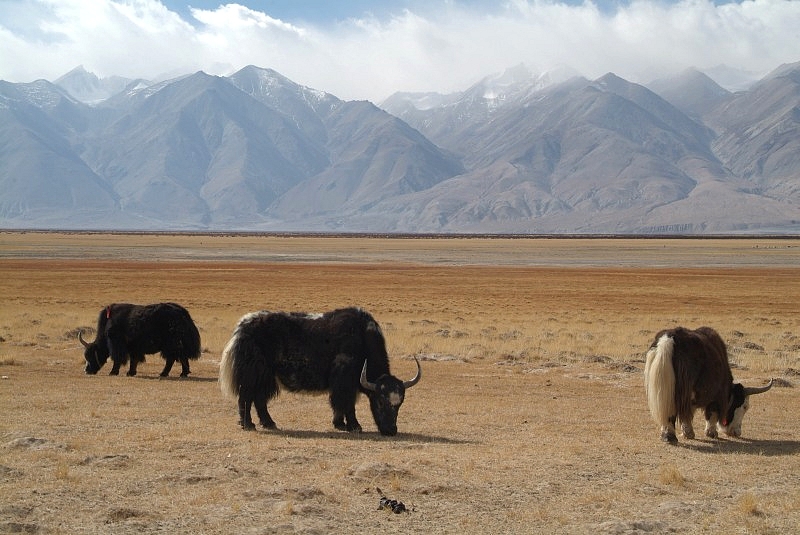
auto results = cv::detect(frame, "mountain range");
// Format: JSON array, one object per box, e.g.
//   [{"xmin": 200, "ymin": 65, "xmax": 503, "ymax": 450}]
[{"xmin": 0, "ymin": 62, "xmax": 798, "ymax": 233}]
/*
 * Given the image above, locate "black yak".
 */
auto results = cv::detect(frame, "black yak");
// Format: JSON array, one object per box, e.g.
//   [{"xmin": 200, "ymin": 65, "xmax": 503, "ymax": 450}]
[
  {"xmin": 79, "ymin": 302, "xmax": 201, "ymax": 377},
  {"xmin": 644, "ymin": 326, "xmax": 773, "ymax": 443},
  {"xmin": 219, "ymin": 307, "xmax": 421, "ymax": 436}
]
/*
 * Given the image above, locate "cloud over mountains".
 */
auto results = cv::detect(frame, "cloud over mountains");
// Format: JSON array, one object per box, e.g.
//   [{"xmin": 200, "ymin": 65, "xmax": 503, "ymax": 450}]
[{"xmin": 1, "ymin": 1, "xmax": 800, "ymax": 102}]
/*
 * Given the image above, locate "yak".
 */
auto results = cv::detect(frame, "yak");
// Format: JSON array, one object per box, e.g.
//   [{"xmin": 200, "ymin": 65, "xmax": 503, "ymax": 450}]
[
  {"xmin": 79, "ymin": 302, "xmax": 201, "ymax": 377},
  {"xmin": 644, "ymin": 326, "xmax": 773, "ymax": 443},
  {"xmin": 219, "ymin": 307, "xmax": 421, "ymax": 436}
]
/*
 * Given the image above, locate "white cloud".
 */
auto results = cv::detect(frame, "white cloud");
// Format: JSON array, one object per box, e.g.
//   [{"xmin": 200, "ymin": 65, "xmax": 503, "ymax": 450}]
[{"xmin": 0, "ymin": 0, "xmax": 798, "ymax": 101}]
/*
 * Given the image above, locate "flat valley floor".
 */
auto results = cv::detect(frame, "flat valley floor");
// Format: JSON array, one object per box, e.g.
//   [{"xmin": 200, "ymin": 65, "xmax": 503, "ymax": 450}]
[{"xmin": 1, "ymin": 233, "xmax": 799, "ymax": 534}]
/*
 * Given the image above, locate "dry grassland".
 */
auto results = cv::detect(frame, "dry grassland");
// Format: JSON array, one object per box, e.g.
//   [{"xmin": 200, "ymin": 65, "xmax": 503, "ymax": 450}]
[{"xmin": 1, "ymin": 233, "xmax": 799, "ymax": 534}]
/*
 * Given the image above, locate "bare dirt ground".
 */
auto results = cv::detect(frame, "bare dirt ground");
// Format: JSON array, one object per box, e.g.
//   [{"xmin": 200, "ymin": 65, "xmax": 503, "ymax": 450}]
[{"xmin": 1, "ymin": 233, "xmax": 799, "ymax": 534}]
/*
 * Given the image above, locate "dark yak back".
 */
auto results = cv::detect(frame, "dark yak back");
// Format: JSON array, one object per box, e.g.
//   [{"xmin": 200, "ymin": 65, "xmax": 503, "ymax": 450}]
[{"xmin": 239, "ymin": 307, "xmax": 390, "ymax": 392}]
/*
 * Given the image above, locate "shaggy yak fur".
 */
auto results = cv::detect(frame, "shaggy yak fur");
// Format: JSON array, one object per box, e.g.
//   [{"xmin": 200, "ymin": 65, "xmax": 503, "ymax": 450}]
[
  {"xmin": 80, "ymin": 302, "xmax": 201, "ymax": 377},
  {"xmin": 644, "ymin": 326, "xmax": 773, "ymax": 444},
  {"xmin": 219, "ymin": 307, "xmax": 421, "ymax": 436}
]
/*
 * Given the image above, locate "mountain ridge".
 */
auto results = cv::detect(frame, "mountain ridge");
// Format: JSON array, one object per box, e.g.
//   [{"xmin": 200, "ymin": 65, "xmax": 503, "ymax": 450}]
[{"xmin": 0, "ymin": 62, "xmax": 797, "ymax": 233}]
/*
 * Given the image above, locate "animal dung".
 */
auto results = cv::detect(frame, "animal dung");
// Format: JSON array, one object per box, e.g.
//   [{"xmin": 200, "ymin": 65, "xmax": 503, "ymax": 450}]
[{"xmin": 376, "ymin": 487, "xmax": 409, "ymax": 514}]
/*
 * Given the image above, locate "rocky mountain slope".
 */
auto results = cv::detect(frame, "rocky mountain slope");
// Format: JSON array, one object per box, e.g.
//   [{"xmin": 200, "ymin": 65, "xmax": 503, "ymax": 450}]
[{"xmin": 0, "ymin": 62, "xmax": 797, "ymax": 233}]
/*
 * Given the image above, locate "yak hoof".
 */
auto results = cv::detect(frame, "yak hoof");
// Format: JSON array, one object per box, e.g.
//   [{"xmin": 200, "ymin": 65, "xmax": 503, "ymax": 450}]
[
  {"xmin": 261, "ymin": 419, "xmax": 278, "ymax": 431},
  {"xmin": 334, "ymin": 421, "xmax": 362, "ymax": 433},
  {"xmin": 241, "ymin": 422, "xmax": 256, "ymax": 431},
  {"xmin": 109, "ymin": 370, "xmax": 119, "ymax": 376},
  {"xmin": 126, "ymin": 371, "xmax": 137, "ymax": 377},
  {"xmin": 661, "ymin": 431, "xmax": 678, "ymax": 444}
]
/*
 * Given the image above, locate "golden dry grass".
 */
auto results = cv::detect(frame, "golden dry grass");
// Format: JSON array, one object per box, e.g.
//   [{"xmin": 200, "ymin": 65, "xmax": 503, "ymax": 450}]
[{"xmin": 1, "ymin": 232, "xmax": 799, "ymax": 534}]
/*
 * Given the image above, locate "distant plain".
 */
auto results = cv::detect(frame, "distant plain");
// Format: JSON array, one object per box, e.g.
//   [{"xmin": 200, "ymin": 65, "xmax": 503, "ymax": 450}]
[{"xmin": 1, "ymin": 232, "xmax": 798, "ymax": 534}]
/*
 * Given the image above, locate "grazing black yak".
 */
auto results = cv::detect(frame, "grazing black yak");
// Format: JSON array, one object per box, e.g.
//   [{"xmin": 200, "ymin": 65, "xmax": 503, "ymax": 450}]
[
  {"xmin": 219, "ymin": 307, "xmax": 421, "ymax": 436},
  {"xmin": 80, "ymin": 302, "xmax": 201, "ymax": 377}
]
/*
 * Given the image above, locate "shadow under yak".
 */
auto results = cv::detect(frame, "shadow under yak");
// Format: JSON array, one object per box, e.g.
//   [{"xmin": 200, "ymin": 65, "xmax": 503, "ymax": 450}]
[
  {"xmin": 250, "ymin": 427, "xmax": 474, "ymax": 445},
  {"xmin": 134, "ymin": 374, "xmax": 219, "ymax": 383},
  {"xmin": 676, "ymin": 437, "xmax": 800, "ymax": 457}
]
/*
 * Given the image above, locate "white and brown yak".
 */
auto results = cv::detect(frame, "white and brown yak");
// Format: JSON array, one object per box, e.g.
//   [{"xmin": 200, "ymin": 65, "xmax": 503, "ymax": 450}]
[{"xmin": 644, "ymin": 326, "xmax": 773, "ymax": 444}]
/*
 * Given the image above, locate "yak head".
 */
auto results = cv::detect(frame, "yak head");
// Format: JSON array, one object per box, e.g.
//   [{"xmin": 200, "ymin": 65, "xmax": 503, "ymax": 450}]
[
  {"xmin": 720, "ymin": 379, "xmax": 774, "ymax": 437},
  {"xmin": 360, "ymin": 357, "xmax": 421, "ymax": 436},
  {"xmin": 78, "ymin": 330, "xmax": 109, "ymax": 374}
]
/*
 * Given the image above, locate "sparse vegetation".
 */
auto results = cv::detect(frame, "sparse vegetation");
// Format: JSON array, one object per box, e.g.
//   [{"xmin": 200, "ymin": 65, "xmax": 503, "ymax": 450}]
[{"xmin": 1, "ymin": 233, "xmax": 798, "ymax": 534}]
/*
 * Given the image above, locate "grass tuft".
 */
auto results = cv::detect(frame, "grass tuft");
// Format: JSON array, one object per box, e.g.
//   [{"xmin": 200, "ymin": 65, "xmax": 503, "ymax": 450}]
[
  {"xmin": 739, "ymin": 493, "xmax": 764, "ymax": 517},
  {"xmin": 659, "ymin": 464, "xmax": 686, "ymax": 487}
]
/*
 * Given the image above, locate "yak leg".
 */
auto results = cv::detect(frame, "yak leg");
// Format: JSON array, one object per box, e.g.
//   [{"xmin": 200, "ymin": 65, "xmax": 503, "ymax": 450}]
[
  {"xmin": 109, "ymin": 352, "xmax": 123, "ymax": 376},
  {"xmin": 679, "ymin": 417, "xmax": 695, "ymax": 440},
  {"xmin": 127, "ymin": 354, "xmax": 144, "ymax": 377},
  {"xmin": 704, "ymin": 408, "xmax": 719, "ymax": 439},
  {"xmin": 331, "ymin": 409, "xmax": 361, "ymax": 433},
  {"xmin": 107, "ymin": 338, "xmax": 123, "ymax": 375},
  {"xmin": 238, "ymin": 397, "xmax": 256, "ymax": 430},
  {"xmin": 661, "ymin": 416, "xmax": 678, "ymax": 444},
  {"xmin": 159, "ymin": 357, "xmax": 175, "ymax": 377},
  {"xmin": 330, "ymin": 393, "xmax": 361, "ymax": 433},
  {"xmin": 675, "ymin": 404, "xmax": 696, "ymax": 440},
  {"xmin": 178, "ymin": 356, "xmax": 190, "ymax": 378},
  {"xmin": 680, "ymin": 422, "xmax": 695, "ymax": 439},
  {"xmin": 329, "ymin": 360, "xmax": 362, "ymax": 432},
  {"xmin": 253, "ymin": 392, "xmax": 276, "ymax": 430}
]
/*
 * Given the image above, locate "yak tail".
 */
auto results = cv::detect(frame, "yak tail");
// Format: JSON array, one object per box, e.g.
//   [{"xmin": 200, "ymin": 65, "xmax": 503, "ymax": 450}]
[
  {"xmin": 186, "ymin": 321, "xmax": 202, "ymax": 360},
  {"xmin": 219, "ymin": 331, "xmax": 240, "ymax": 399},
  {"xmin": 644, "ymin": 334, "xmax": 676, "ymax": 428}
]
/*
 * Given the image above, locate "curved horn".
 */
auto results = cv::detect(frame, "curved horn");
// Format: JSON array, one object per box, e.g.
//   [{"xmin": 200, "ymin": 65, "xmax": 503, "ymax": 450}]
[
  {"xmin": 360, "ymin": 361, "xmax": 377, "ymax": 392},
  {"xmin": 78, "ymin": 330, "xmax": 91, "ymax": 348},
  {"xmin": 743, "ymin": 378, "xmax": 774, "ymax": 396},
  {"xmin": 403, "ymin": 356, "xmax": 422, "ymax": 388}
]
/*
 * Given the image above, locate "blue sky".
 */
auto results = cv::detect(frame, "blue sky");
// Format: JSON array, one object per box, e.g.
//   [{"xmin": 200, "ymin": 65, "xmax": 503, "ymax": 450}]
[
  {"xmin": 161, "ymin": 1, "xmax": 425, "ymax": 24},
  {"xmin": 160, "ymin": 1, "xmax": 589, "ymax": 24},
  {"xmin": 1, "ymin": 1, "xmax": 798, "ymax": 101},
  {"xmin": 159, "ymin": 1, "xmax": 733, "ymax": 23}
]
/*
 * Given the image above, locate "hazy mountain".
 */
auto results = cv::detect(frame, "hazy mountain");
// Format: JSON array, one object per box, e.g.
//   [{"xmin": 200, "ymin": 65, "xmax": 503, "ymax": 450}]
[
  {"xmin": 82, "ymin": 71, "xmax": 331, "ymax": 227},
  {"xmin": 0, "ymin": 80, "xmax": 118, "ymax": 224},
  {"xmin": 705, "ymin": 61, "xmax": 800, "ymax": 204},
  {"xmin": 381, "ymin": 64, "xmax": 579, "ymax": 157},
  {"xmin": 647, "ymin": 68, "xmax": 731, "ymax": 119},
  {"xmin": 226, "ymin": 66, "xmax": 464, "ymax": 225},
  {"xmin": 269, "ymin": 100, "xmax": 464, "ymax": 224},
  {"xmin": 0, "ymin": 63, "xmax": 798, "ymax": 233},
  {"xmin": 54, "ymin": 66, "xmax": 139, "ymax": 104},
  {"xmin": 372, "ymin": 64, "xmax": 799, "ymax": 233},
  {"xmin": 703, "ymin": 64, "xmax": 762, "ymax": 93},
  {"xmin": 365, "ymin": 74, "xmax": 720, "ymax": 232},
  {"xmin": 228, "ymin": 65, "xmax": 338, "ymax": 145}
]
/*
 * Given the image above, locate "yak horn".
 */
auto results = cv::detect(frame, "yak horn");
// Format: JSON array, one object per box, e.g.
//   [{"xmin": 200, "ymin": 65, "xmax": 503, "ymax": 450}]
[
  {"xmin": 403, "ymin": 356, "xmax": 422, "ymax": 388},
  {"xmin": 360, "ymin": 361, "xmax": 377, "ymax": 392},
  {"xmin": 78, "ymin": 330, "xmax": 91, "ymax": 348},
  {"xmin": 744, "ymin": 378, "xmax": 774, "ymax": 396}
]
